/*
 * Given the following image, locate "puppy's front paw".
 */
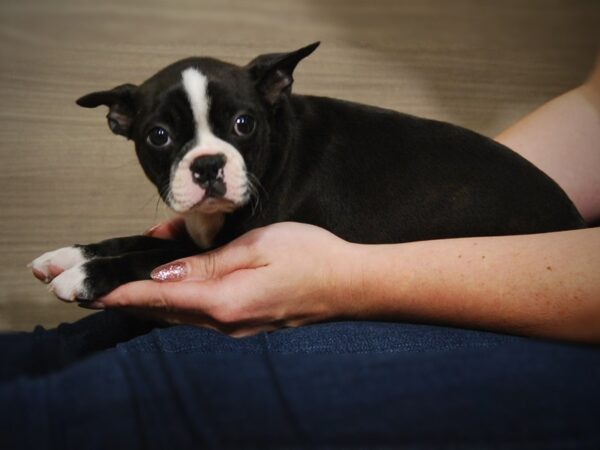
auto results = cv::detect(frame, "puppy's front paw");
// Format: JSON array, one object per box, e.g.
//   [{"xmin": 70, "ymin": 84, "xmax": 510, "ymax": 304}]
[
  {"xmin": 49, "ymin": 263, "xmax": 90, "ymax": 302},
  {"xmin": 48, "ymin": 257, "xmax": 129, "ymax": 302},
  {"xmin": 29, "ymin": 246, "xmax": 87, "ymax": 283}
]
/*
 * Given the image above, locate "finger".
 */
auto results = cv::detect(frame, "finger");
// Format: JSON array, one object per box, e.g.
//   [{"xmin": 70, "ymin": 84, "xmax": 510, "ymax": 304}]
[
  {"xmin": 97, "ymin": 269, "xmax": 264, "ymax": 324},
  {"xmin": 144, "ymin": 217, "xmax": 186, "ymax": 240},
  {"xmin": 151, "ymin": 242, "xmax": 264, "ymax": 282},
  {"xmin": 97, "ymin": 278, "xmax": 230, "ymax": 313}
]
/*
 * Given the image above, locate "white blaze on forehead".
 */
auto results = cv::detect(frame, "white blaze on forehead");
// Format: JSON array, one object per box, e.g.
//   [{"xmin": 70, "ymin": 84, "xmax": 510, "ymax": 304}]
[
  {"xmin": 181, "ymin": 67, "xmax": 211, "ymax": 141},
  {"xmin": 168, "ymin": 66, "xmax": 250, "ymax": 245}
]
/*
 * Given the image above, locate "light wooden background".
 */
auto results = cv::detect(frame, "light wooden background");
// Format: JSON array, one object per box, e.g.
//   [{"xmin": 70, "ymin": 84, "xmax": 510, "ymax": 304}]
[{"xmin": 0, "ymin": 0, "xmax": 598, "ymax": 331}]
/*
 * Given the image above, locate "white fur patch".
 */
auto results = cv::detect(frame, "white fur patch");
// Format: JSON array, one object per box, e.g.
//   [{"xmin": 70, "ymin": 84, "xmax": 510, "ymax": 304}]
[
  {"xmin": 49, "ymin": 263, "xmax": 88, "ymax": 302},
  {"xmin": 29, "ymin": 246, "xmax": 86, "ymax": 283},
  {"xmin": 168, "ymin": 68, "xmax": 249, "ymax": 215},
  {"xmin": 182, "ymin": 68, "xmax": 211, "ymax": 134}
]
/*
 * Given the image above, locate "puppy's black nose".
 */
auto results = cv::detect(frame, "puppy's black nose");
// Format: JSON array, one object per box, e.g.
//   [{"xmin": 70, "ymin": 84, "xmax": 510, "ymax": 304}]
[{"xmin": 190, "ymin": 154, "xmax": 227, "ymax": 196}]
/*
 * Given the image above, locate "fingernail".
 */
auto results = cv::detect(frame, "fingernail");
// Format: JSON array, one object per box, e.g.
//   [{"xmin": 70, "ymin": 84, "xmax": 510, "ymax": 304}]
[
  {"xmin": 143, "ymin": 223, "xmax": 161, "ymax": 236},
  {"xmin": 151, "ymin": 261, "xmax": 187, "ymax": 282}
]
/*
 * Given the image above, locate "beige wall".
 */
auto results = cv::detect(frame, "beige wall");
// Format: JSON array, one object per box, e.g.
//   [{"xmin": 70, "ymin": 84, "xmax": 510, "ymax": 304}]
[{"xmin": 0, "ymin": 0, "xmax": 598, "ymax": 330}]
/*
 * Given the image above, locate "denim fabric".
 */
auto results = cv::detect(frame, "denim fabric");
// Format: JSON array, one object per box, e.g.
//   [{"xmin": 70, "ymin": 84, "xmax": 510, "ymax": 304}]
[{"xmin": 1, "ymin": 311, "xmax": 599, "ymax": 449}]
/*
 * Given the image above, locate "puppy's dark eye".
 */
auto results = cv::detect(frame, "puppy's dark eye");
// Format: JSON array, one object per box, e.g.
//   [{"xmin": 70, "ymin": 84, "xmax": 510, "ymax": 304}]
[
  {"xmin": 233, "ymin": 114, "xmax": 256, "ymax": 137},
  {"xmin": 147, "ymin": 127, "xmax": 171, "ymax": 147}
]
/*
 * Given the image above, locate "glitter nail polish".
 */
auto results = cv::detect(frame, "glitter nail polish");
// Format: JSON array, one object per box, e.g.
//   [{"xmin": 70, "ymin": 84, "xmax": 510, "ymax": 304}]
[{"xmin": 151, "ymin": 261, "xmax": 187, "ymax": 281}]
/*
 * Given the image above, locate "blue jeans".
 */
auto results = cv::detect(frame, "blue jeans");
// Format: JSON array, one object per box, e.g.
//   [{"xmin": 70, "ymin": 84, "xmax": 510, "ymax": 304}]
[{"xmin": 1, "ymin": 311, "xmax": 599, "ymax": 449}]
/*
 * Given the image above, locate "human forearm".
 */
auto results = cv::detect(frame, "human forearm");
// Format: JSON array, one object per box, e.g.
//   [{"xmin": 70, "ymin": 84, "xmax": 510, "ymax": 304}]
[
  {"xmin": 93, "ymin": 223, "xmax": 599, "ymax": 342},
  {"xmin": 495, "ymin": 57, "xmax": 600, "ymax": 223},
  {"xmin": 347, "ymin": 228, "xmax": 600, "ymax": 343}
]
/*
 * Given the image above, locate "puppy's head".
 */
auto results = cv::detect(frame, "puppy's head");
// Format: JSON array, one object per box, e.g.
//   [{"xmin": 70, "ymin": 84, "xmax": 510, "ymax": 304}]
[{"xmin": 76, "ymin": 42, "xmax": 319, "ymax": 216}]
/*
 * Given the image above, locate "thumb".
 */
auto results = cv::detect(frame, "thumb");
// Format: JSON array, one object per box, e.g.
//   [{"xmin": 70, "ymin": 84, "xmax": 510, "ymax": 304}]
[
  {"xmin": 151, "ymin": 242, "xmax": 261, "ymax": 282},
  {"xmin": 144, "ymin": 217, "xmax": 186, "ymax": 240}
]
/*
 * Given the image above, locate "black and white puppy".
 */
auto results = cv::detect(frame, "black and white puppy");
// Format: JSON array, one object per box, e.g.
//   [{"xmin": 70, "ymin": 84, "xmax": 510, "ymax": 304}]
[{"xmin": 31, "ymin": 42, "xmax": 585, "ymax": 302}]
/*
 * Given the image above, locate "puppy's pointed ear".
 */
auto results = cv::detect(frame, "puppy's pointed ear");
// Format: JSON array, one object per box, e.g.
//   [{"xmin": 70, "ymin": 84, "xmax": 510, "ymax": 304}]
[
  {"xmin": 246, "ymin": 42, "xmax": 320, "ymax": 104},
  {"xmin": 76, "ymin": 83, "xmax": 137, "ymax": 138}
]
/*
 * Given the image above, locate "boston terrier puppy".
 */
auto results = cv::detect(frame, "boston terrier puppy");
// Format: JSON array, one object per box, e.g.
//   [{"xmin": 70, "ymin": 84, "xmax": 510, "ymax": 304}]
[{"xmin": 31, "ymin": 42, "xmax": 585, "ymax": 302}]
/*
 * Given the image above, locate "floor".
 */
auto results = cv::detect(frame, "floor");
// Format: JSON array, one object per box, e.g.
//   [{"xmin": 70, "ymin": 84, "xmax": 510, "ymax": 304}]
[{"xmin": 0, "ymin": 0, "xmax": 598, "ymax": 331}]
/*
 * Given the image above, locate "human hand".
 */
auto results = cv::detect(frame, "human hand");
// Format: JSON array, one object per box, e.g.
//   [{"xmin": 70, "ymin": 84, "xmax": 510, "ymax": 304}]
[{"xmin": 98, "ymin": 222, "xmax": 361, "ymax": 336}]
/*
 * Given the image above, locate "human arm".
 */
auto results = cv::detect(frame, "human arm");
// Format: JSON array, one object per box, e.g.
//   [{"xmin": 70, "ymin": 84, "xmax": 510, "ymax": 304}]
[
  {"xmin": 495, "ymin": 55, "xmax": 600, "ymax": 224},
  {"xmin": 97, "ymin": 223, "xmax": 600, "ymax": 343},
  {"xmin": 351, "ymin": 227, "xmax": 600, "ymax": 343}
]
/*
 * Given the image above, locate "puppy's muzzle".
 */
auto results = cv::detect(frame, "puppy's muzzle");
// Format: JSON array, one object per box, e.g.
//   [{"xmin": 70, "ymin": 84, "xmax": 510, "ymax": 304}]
[{"xmin": 190, "ymin": 154, "xmax": 227, "ymax": 198}]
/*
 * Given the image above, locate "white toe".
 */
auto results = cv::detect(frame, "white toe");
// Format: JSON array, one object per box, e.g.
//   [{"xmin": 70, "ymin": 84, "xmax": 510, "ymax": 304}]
[{"xmin": 49, "ymin": 264, "xmax": 88, "ymax": 302}]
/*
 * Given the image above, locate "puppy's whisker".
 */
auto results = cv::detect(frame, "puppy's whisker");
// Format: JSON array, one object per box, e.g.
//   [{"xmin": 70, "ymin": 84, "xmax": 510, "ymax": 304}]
[
  {"xmin": 154, "ymin": 195, "xmax": 162, "ymax": 218},
  {"xmin": 158, "ymin": 184, "xmax": 170, "ymax": 202},
  {"xmin": 248, "ymin": 172, "xmax": 268, "ymax": 200},
  {"xmin": 154, "ymin": 185, "xmax": 172, "ymax": 219},
  {"xmin": 250, "ymin": 183, "xmax": 263, "ymax": 218},
  {"xmin": 244, "ymin": 172, "xmax": 264, "ymax": 218}
]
